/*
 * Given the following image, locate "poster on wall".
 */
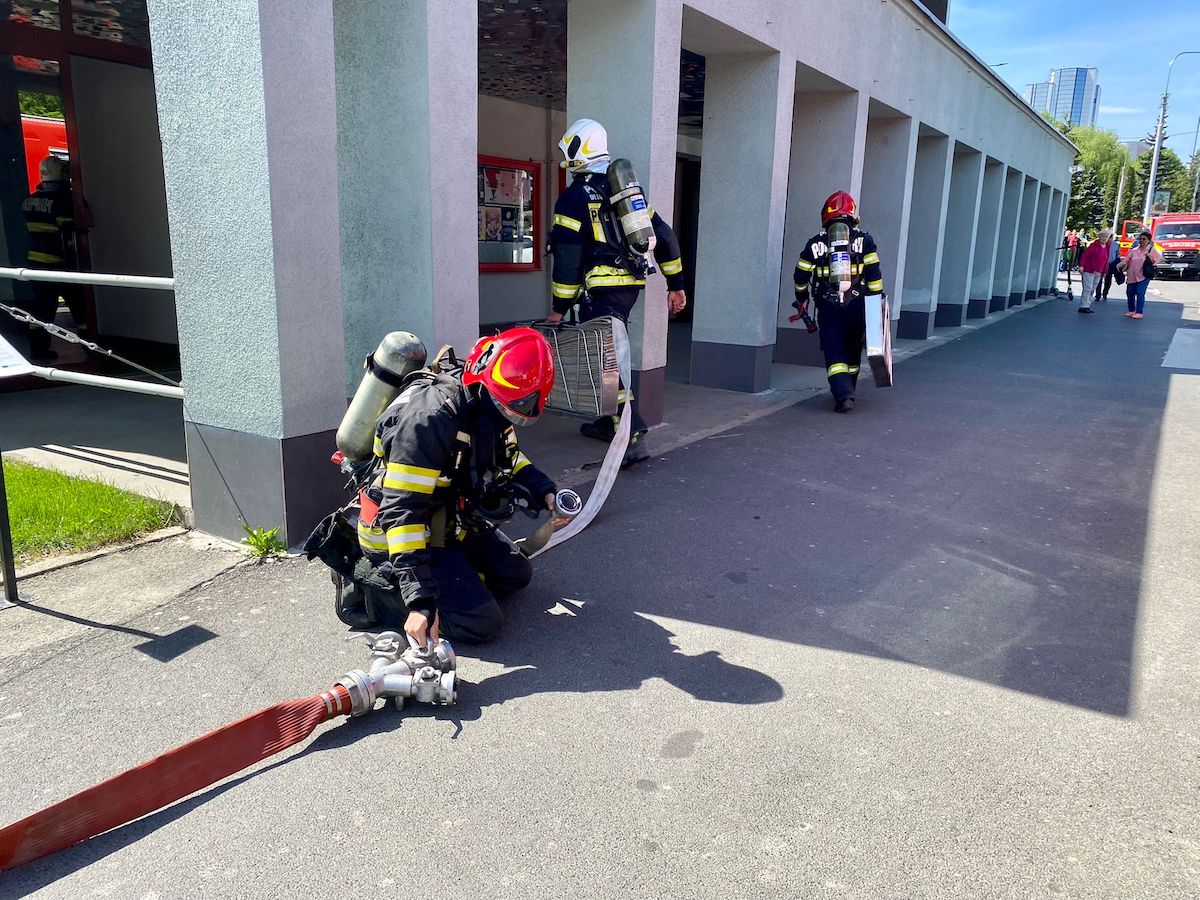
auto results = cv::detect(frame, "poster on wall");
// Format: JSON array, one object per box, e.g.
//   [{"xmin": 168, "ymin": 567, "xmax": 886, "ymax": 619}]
[{"xmin": 478, "ymin": 155, "xmax": 541, "ymax": 272}]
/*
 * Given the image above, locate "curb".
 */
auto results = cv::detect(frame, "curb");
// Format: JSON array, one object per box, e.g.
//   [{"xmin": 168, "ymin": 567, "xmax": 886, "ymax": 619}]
[{"xmin": 4, "ymin": 525, "xmax": 192, "ymax": 583}]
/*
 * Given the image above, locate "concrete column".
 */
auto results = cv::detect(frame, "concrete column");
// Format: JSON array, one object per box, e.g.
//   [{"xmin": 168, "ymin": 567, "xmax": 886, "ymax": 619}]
[
  {"xmin": 148, "ymin": 0, "xmax": 346, "ymax": 543},
  {"xmin": 690, "ymin": 53, "xmax": 793, "ymax": 392},
  {"xmin": 897, "ymin": 131, "xmax": 953, "ymax": 339},
  {"xmin": 1025, "ymin": 184, "xmax": 1051, "ymax": 301},
  {"xmin": 968, "ymin": 159, "xmax": 1005, "ymax": 319},
  {"xmin": 1039, "ymin": 190, "xmax": 1066, "ymax": 292},
  {"xmin": 775, "ymin": 89, "xmax": 869, "ymax": 365},
  {"xmin": 992, "ymin": 167, "xmax": 1024, "ymax": 311},
  {"xmin": 334, "ymin": 0, "xmax": 478, "ymax": 395},
  {"xmin": 1008, "ymin": 176, "xmax": 1038, "ymax": 307},
  {"xmin": 935, "ymin": 144, "xmax": 985, "ymax": 328},
  {"xmin": 567, "ymin": 0, "xmax": 682, "ymax": 423},
  {"xmin": 860, "ymin": 113, "xmax": 919, "ymax": 325}
]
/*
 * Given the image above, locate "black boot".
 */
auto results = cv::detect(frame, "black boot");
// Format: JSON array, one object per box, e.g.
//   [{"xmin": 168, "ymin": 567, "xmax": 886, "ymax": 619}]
[
  {"xmin": 621, "ymin": 430, "xmax": 651, "ymax": 468},
  {"xmin": 580, "ymin": 417, "xmax": 616, "ymax": 442},
  {"xmin": 834, "ymin": 397, "xmax": 855, "ymax": 414}
]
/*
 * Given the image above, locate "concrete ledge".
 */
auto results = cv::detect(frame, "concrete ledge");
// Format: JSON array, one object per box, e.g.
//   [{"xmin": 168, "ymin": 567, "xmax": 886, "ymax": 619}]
[
  {"xmin": 935, "ymin": 303, "xmax": 966, "ymax": 327},
  {"xmin": 989, "ymin": 295, "xmax": 1007, "ymax": 313},
  {"xmin": 774, "ymin": 326, "xmax": 825, "ymax": 367},
  {"xmin": 631, "ymin": 366, "xmax": 665, "ymax": 427},
  {"xmin": 897, "ymin": 309, "xmax": 933, "ymax": 339},
  {"xmin": 186, "ymin": 423, "xmax": 344, "ymax": 545},
  {"xmin": 967, "ymin": 298, "xmax": 988, "ymax": 319},
  {"xmin": 690, "ymin": 341, "xmax": 773, "ymax": 393}
]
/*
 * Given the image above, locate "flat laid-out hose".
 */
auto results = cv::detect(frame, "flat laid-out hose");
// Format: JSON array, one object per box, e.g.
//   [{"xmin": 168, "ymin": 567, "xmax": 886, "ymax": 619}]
[{"xmin": 0, "ymin": 688, "xmax": 353, "ymax": 870}]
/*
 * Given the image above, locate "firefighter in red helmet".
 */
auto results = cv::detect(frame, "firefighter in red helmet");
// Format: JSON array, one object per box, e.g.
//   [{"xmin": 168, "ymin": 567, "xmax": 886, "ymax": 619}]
[
  {"xmin": 352, "ymin": 327, "xmax": 568, "ymax": 646},
  {"xmin": 793, "ymin": 191, "xmax": 885, "ymax": 413}
]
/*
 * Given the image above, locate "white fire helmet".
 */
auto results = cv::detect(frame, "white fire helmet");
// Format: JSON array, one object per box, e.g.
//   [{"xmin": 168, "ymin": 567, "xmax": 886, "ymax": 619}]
[
  {"xmin": 39, "ymin": 155, "xmax": 68, "ymax": 183},
  {"xmin": 559, "ymin": 118, "xmax": 610, "ymax": 172}
]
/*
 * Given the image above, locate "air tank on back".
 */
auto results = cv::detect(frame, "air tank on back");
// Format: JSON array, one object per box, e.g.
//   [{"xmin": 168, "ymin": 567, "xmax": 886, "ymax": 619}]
[
  {"xmin": 606, "ymin": 158, "xmax": 657, "ymax": 256},
  {"xmin": 336, "ymin": 332, "xmax": 427, "ymax": 461}
]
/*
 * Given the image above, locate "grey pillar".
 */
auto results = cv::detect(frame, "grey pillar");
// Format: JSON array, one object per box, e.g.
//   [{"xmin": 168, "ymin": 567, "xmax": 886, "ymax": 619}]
[
  {"xmin": 897, "ymin": 131, "xmax": 952, "ymax": 340},
  {"xmin": 935, "ymin": 144, "xmax": 985, "ymax": 328},
  {"xmin": 334, "ymin": 0, "xmax": 479, "ymax": 395},
  {"xmin": 148, "ymin": 0, "xmax": 347, "ymax": 544},
  {"xmin": 991, "ymin": 167, "xmax": 1023, "ymax": 312},
  {"xmin": 1025, "ymin": 184, "xmax": 1051, "ymax": 300},
  {"xmin": 567, "ymin": 0, "xmax": 682, "ymax": 423},
  {"xmin": 691, "ymin": 53, "xmax": 793, "ymax": 392},
  {"xmin": 860, "ymin": 113, "xmax": 918, "ymax": 327},
  {"xmin": 968, "ymin": 159, "xmax": 1005, "ymax": 319},
  {"xmin": 1040, "ymin": 190, "xmax": 1066, "ymax": 292},
  {"xmin": 1008, "ymin": 176, "xmax": 1038, "ymax": 307},
  {"xmin": 776, "ymin": 88, "xmax": 868, "ymax": 365}
]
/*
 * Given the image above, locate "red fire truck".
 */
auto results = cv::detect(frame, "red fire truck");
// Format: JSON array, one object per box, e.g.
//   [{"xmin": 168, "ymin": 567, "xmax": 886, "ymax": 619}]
[
  {"xmin": 1118, "ymin": 213, "xmax": 1200, "ymax": 278},
  {"xmin": 20, "ymin": 114, "xmax": 69, "ymax": 194}
]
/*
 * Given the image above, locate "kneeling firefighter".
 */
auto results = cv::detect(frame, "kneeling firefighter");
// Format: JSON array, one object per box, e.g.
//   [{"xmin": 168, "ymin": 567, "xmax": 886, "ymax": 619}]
[
  {"xmin": 306, "ymin": 327, "xmax": 567, "ymax": 647},
  {"xmin": 546, "ymin": 117, "xmax": 688, "ymax": 467},
  {"xmin": 792, "ymin": 191, "xmax": 885, "ymax": 413}
]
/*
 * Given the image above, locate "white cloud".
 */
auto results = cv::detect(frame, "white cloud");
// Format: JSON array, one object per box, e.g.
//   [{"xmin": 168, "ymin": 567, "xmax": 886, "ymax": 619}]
[{"xmin": 1099, "ymin": 105, "xmax": 1144, "ymax": 115}]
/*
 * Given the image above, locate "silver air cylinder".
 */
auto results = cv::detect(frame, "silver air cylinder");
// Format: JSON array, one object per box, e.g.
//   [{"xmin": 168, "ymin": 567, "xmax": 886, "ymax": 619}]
[
  {"xmin": 607, "ymin": 158, "xmax": 657, "ymax": 256},
  {"xmin": 336, "ymin": 332, "xmax": 427, "ymax": 461},
  {"xmin": 826, "ymin": 221, "xmax": 852, "ymax": 296}
]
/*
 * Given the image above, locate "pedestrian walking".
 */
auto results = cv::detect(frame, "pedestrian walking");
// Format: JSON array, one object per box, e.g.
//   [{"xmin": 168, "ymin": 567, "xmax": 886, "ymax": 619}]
[
  {"xmin": 1066, "ymin": 229, "xmax": 1081, "ymax": 272},
  {"xmin": 1077, "ymin": 232, "xmax": 1108, "ymax": 314},
  {"xmin": 1094, "ymin": 228, "xmax": 1118, "ymax": 301},
  {"xmin": 1116, "ymin": 230, "xmax": 1163, "ymax": 319}
]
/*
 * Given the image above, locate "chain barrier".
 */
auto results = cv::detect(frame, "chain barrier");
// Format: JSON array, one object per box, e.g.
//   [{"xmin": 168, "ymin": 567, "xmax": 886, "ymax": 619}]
[{"xmin": 0, "ymin": 302, "xmax": 180, "ymax": 388}]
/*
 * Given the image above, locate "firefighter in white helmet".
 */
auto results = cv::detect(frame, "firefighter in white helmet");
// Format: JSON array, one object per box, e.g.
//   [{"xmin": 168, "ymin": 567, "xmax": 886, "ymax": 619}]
[{"xmin": 546, "ymin": 118, "xmax": 688, "ymax": 467}]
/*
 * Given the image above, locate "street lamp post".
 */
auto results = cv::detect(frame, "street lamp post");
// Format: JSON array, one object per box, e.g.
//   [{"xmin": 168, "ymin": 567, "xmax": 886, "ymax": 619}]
[
  {"xmin": 1144, "ymin": 51, "xmax": 1200, "ymax": 222},
  {"xmin": 1191, "ymin": 115, "xmax": 1199, "ymax": 211}
]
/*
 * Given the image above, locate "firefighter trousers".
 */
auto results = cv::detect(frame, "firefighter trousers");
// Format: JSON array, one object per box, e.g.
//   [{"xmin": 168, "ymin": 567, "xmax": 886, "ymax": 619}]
[
  {"xmin": 354, "ymin": 530, "xmax": 532, "ymax": 644},
  {"xmin": 581, "ymin": 290, "xmax": 646, "ymax": 434},
  {"xmin": 815, "ymin": 295, "xmax": 866, "ymax": 403}
]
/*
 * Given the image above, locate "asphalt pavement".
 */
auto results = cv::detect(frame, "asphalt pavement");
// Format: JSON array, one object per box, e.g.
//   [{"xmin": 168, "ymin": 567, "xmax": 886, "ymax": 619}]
[{"xmin": 1, "ymin": 279, "xmax": 1198, "ymax": 899}]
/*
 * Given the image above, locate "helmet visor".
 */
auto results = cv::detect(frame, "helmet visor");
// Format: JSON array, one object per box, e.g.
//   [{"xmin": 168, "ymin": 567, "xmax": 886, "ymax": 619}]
[{"xmin": 498, "ymin": 389, "xmax": 543, "ymax": 427}]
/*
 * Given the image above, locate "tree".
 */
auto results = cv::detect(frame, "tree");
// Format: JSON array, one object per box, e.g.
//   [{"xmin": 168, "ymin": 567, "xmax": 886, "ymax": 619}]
[
  {"xmin": 1067, "ymin": 167, "xmax": 1104, "ymax": 231},
  {"xmin": 17, "ymin": 90, "xmax": 64, "ymax": 119}
]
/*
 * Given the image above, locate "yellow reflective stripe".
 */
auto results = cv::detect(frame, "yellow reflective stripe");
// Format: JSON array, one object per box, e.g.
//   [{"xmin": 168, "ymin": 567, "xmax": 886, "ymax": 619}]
[
  {"xmin": 796, "ymin": 259, "xmax": 816, "ymax": 272},
  {"xmin": 435, "ymin": 474, "xmax": 452, "ymax": 487},
  {"xmin": 26, "ymin": 222, "xmax": 58, "ymax": 233},
  {"xmin": 27, "ymin": 250, "xmax": 64, "ymax": 264},
  {"xmin": 866, "ymin": 280, "xmax": 884, "ymax": 292},
  {"xmin": 862, "ymin": 252, "xmax": 880, "ymax": 265},
  {"xmin": 383, "ymin": 462, "xmax": 440, "ymax": 493},
  {"xmin": 552, "ymin": 281, "xmax": 581, "ymax": 299},
  {"xmin": 585, "ymin": 265, "xmax": 644, "ymax": 289},
  {"xmin": 616, "ymin": 388, "xmax": 635, "ymax": 403},
  {"xmin": 386, "ymin": 524, "xmax": 428, "ymax": 553},
  {"xmin": 660, "ymin": 257, "xmax": 683, "ymax": 275},
  {"xmin": 588, "ymin": 203, "xmax": 604, "ymax": 241},
  {"xmin": 357, "ymin": 522, "xmax": 389, "ymax": 552},
  {"xmin": 513, "ymin": 452, "xmax": 532, "ymax": 474},
  {"xmin": 373, "ymin": 434, "xmax": 384, "ymax": 459},
  {"xmin": 554, "ymin": 213, "xmax": 582, "ymax": 232},
  {"xmin": 847, "ymin": 366, "xmax": 860, "ymax": 374},
  {"xmin": 828, "ymin": 363, "xmax": 850, "ymax": 376}
]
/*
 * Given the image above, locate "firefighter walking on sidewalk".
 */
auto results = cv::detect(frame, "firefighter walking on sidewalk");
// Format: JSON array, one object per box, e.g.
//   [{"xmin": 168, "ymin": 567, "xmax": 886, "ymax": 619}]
[
  {"xmin": 792, "ymin": 191, "xmax": 885, "ymax": 413},
  {"xmin": 545, "ymin": 117, "xmax": 688, "ymax": 466}
]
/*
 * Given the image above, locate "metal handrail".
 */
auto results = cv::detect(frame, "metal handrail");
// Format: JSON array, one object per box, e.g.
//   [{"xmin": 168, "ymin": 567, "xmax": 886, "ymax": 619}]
[
  {"xmin": 29, "ymin": 367, "xmax": 183, "ymax": 399},
  {"xmin": 0, "ymin": 266, "xmax": 173, "ymax": 290}
]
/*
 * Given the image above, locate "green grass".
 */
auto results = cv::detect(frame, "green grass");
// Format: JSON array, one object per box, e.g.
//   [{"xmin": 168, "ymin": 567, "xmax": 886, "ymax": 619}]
[{"xmin": 3, "ymin": 459, "xmax": 179, "ymax": 565}]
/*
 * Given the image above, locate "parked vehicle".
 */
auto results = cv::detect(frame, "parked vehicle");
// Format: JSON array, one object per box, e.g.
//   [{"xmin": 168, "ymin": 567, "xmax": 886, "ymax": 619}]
[
  {"xmin": 20, "ymin": 114, "xmax": 68, "ymax": 194},
  {"xmin": 1118, "ymin": 214, "xmax": 1200, "ymax": 278}
]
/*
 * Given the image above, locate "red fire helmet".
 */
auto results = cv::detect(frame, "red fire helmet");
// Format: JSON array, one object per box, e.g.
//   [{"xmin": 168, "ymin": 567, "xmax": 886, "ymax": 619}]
[
  {"xmin": 463, "ymin": 327, "xmax": 556, "ymax": 427},
  {"xmin": 821, "ymin": 191, "xmax": 859, "ymax": 227}
]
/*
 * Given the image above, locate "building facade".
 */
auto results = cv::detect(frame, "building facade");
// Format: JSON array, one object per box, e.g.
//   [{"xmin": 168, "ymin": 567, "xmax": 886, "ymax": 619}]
[
  {"xmin": 1024, "ymin": 67, "xmax": 1101, "ymax": 126},
  {"xmin": 0, "ymin": 0, "xmax": 1075, "ymax": 543}
]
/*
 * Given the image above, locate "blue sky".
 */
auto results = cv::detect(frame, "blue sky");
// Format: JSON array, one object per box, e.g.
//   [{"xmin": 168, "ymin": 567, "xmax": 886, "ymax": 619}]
[{"xmin": 947, "ymin": 0, "xmax": 1200, "ymax": 161}]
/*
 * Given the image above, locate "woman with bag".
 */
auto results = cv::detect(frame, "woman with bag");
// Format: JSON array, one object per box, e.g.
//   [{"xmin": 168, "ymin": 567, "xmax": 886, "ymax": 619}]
[{"xmin": 1117, "ymin": 230, "xmax": 1163, "ymax": 319}]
